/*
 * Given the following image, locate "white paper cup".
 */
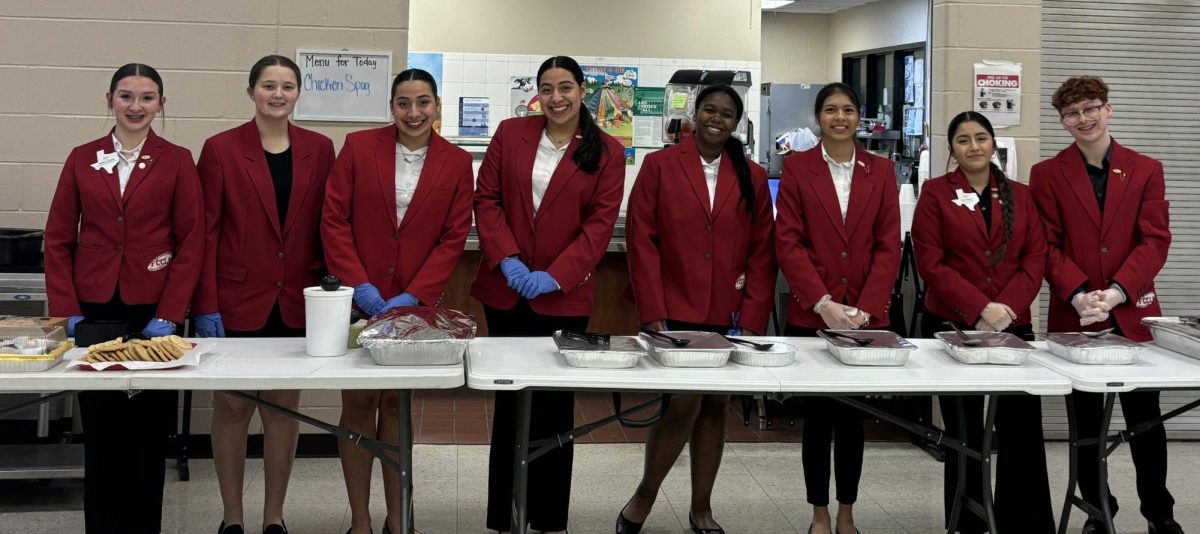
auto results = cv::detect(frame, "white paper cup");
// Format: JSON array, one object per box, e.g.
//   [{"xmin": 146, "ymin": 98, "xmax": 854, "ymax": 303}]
[{"xmin": 304, "ymin": 286, "xmax": 354, "ymax": 357}]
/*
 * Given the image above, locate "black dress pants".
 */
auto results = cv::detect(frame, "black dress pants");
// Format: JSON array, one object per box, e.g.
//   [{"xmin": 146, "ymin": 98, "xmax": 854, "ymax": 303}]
[
  {"xmin": 786, "ymin": 324, "xmax": 865, "ymax": 506},
  {"xmin": 922, "ymin": 313, "xmax": 1054, "ymax": 534},
  {"xmin": 78, "ymin": 296, "xmax": 174, "ymax": 534},
  {"xmin": 484, "ymin": 300, "xmax": 588, "ymax": 532},
  {"xmin": 1072, "ymin": 389, "xmax": 1175, "ymax": 521}
]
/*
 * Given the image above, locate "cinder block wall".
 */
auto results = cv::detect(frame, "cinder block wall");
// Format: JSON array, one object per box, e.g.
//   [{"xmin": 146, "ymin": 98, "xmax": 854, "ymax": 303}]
[{"xmin": 0, "ymin": 0, "xmax": 409, "ymax": 230}]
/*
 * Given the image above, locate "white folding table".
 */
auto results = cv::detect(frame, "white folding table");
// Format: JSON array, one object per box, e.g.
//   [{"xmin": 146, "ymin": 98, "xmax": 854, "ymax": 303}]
[
  {"xmin": 467, "ymin": 336, "xmax": 1073, "ymax": 534},
  {"xmin": 1030, "ymin": 343, "xmax": 1200, "ymax": 534},
  {"xmin": 765, "ymin": 337, "xmax": 1071, "ymax": 532},
  {"xmin": 0, "ymin": 338, "xmax": 464, "ymax": 534}
]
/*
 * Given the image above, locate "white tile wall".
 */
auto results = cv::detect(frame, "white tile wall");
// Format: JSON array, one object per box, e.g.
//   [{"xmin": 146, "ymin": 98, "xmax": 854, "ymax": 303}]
[{"xmin": 415, "ymin": 51, "xmax": 764, "ymax": 214}]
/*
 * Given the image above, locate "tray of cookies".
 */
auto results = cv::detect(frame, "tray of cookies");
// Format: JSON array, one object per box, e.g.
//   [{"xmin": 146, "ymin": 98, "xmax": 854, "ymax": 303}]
[{"xmin": 66, "ymin": 335, "xmax": 210, "ymax": 371}]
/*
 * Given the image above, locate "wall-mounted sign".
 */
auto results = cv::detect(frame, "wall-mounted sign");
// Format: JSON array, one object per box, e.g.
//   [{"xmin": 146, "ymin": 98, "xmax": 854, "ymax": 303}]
[
  {"xmin": 973, "ymin": 60, "xmax": 1022, "ymax": 128},
  {"xmin": 294, "ymin": 49, "xmax": 392, "ymax": 122}
]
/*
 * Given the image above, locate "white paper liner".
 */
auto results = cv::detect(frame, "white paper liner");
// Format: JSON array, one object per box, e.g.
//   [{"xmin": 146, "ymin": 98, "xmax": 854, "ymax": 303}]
[{"xmin": 67, "ymin": 342, "xmax": 211, "ymax": 371}]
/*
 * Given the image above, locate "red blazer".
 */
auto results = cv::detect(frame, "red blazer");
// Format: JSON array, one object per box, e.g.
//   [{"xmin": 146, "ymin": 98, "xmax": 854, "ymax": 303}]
[
  {"xmin": 322, "ymin": 126, "xmax": 473, "ymax": 308},
  {"xmin": 626, "ymin": 136, "xmax": 776, "ymax": 334},
  {"xmin": 912, "ymin": 170, "xmax": 1047, "ymax": 326},
  {"xmin": 44, "ymin": 130, "xmax": 204, "ymax": 323},
  {"xmin": 192, "ymin": 120, "xmax": 335, "ymax": 330},
  {"xmin": 471, "ymin": 116, "xmax": 626, "ymax": 316},
  {"xmin": 775, "ymin": 144, "xmax": 901, "ymax": 329},
  {"xmin": 1030, "ymin": 140, "xmax": 1171, "ymax": 341}
]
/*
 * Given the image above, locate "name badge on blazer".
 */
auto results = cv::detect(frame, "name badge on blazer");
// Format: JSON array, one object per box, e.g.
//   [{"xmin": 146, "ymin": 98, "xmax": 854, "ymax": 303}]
[{"xmin": 91, "ymin": 150, "xmax": 118, "ymax": 174}]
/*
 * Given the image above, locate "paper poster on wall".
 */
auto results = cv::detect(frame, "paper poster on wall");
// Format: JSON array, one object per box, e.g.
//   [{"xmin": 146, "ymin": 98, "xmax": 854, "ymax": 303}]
[
  {"xmin": 459, "ymin": 97, "xmax": 489, "ymax": 137},
  {"xmin": 406, "ymin": 52, "xmax": 444, "ymax": 133},
  {"xmin": 510, "ymin": 76, "xmax": 540, "ymax": 117},
  {"xmin": 583, "ymin": 66, "xmax": 638, "ymax": 147},
  {"xmin": 633, "ymin": 87, "xmax": 665, "ymax": 147},
  {"xmin": 974, "ymin": 60, "xmax": 1021, "ymax": 128},
  {"xmin": 294, "ymin": 49, "xmax": 392, "ymax": 122}
]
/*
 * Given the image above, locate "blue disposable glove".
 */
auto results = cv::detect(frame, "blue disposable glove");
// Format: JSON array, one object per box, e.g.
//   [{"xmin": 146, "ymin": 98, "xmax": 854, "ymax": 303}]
[
  {"xmin": 143, "ymin": 317, "xmax": 176, "ymax": 337},
  {"xmin": 499, "ymin": 257, "xmax": 531, "ymax": 290},
  {"xmin": 382, "ymin": 292, "xmax": 419, "ymax": 312},
  {"xmin": 67, "ymin": 315, "xmax": 84, "ymax": 337},
  {"xmin": 517, "ymin": 271, "xmax": 559, "ymax": 300},
  {"xmin": 194, "ymin": 312, "xmax": 225, "ymax": 338},
  {"xmin": 353, "ymin": 283, "xmax": 387, "ymax": 318}
]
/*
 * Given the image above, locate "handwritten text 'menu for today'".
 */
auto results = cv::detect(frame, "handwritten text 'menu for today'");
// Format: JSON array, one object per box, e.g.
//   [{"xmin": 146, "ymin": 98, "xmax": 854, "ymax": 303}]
[{"xmin": 303, "ymin": 73, "xmax": 372, "ymax": 96}]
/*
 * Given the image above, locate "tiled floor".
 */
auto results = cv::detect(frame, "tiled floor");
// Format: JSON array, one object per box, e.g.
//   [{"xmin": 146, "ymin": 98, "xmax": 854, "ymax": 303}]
[{"xmin": 4, "ymin": 441, "xmax": 1200, "ymax": 533}]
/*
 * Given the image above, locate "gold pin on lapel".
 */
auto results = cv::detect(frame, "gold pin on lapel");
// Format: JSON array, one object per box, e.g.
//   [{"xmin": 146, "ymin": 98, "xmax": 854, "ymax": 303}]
[
  {"xmin": 1114, "ymin": 168, "xmax": 1126, "ymax": 181},
  {"xmin": 138, "ymin": 162, "xmax": 146, "ymax": 169},
  {"xmin": 140, "ymin": 155, "xmax": 151, "ymax": 160}
]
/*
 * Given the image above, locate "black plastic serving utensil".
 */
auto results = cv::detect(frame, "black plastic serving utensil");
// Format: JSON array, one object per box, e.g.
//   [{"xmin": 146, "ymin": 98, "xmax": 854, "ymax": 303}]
[
  {"xmin": 640, "ymin": 328, "xmax": 690, "ymax": 347},
  {"xmin": 724, "ymin": 335, "xmax": 774, "ymax": 351},
  {"xmin": 820, "ymin": 329, "xmax": 872, "ymax": 347},
  {"xmin": 561, "ymin": 330, "xmax": 610, "ymax": 346},
  {"xmin": 947, "ymin": 322, "xmax": 982, "ymax": 346}
]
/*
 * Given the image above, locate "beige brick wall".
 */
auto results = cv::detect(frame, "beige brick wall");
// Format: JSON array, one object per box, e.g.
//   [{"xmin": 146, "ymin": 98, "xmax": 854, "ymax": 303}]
[
  {"xmin": 930, "ymin": 0, "xmax": 1041, "ymax": 183},
  {"xmin": 0, "ymin": 0, "xmax": 410, "ymax": 229},
  {"xmin": 760, "ymin": 12, "xmax": 831, "ymax": 84}
]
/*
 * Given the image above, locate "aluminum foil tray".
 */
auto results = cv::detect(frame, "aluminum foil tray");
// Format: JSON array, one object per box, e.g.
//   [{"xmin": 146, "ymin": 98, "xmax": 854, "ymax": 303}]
[
  {"xmin": 358, "ymin": 307, "xmax": 476, "ymax": 366},
  {"xmin": 935, "ymin": 331, "xmax": 1033, "ymax": 365},
  {"xmin": 361, "ymin": 338, "xmax": 468, "ymax": 366},
  {"xmin": 1046, "ymin": 333, "xmax": 1143, "ymax": 365},
  {"xmin": 731, "ymin": 341, "xmax": 796, "ymax": 367},
  {"xmin": 1143, "ymin": 317, "xmax": 1200, "ymax": 360},
  {"xmin": 817, "ymin": 330, "xmax": 915, "ymax": 366},
  {"xmin": 0, "ymin": 331, "xmax": 73, "ymax": 372},
  {"xmin": 553, "ymin": 330, "xmax": 645, "ymax": 369},
  {"xmin": 639, "ymin": 331, "xmax": 733, "ymax": 368}
]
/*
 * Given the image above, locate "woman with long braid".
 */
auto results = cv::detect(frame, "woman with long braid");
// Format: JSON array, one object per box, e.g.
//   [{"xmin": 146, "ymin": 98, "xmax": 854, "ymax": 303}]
[{"xmin": 911, "ymin": 111, "xmax": 1053, "ymax": 534}]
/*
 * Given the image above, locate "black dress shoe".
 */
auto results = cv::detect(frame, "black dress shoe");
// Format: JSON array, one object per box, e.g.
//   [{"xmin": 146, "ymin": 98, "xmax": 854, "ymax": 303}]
[
  {"xmin": 1150, "ymin": 518, "xmax": 1185, "ymax": 534},
  {"xmin": 217, "ymin": 522, "xmax": 244, "ymax": 534},
  {"xmin": 1082, "ymin": 517, "xmax": 1109, "ymax": 534},
  {"xmin": 688, "ymin": 513, "xmax": 725, "ymax": 534},
  {"xmin": 834, "ymin": 529, "xmax": 861, "ymax": 534},
  {"xmin": 263, "ymin": 522, "xmax": 288, "ymax": 534},
  {"xmin": 614, "ymin": 508, "xmax": 644, "ymax": 534}
]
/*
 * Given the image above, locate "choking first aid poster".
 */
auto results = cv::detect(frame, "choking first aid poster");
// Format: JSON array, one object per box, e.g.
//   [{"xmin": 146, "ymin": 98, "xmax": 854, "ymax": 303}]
[{"xmin": 974, "ymin": 60, "xmax": 1022, "ymax": 128}]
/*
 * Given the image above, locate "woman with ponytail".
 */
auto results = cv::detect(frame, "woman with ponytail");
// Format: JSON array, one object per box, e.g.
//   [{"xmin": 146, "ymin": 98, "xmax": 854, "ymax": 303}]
[
  {"xmin": 911, "ymin": 111, "xmax": 1053, "ymax": 533},
  {"xmin": 474, "ymin": 55, "xmax": 626, "ymax": 534},
  {"xmin": 775, "ymin": 82, "xmax": 900, "ymax": 534},
  {"xmin": 617, "ymin": 84, "xmax": 775, "ymax": 534}
]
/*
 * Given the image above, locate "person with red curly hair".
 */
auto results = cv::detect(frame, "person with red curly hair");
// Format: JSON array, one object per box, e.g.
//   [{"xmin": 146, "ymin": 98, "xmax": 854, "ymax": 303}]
[{"xmin": 1030, "ymin": 76, "xmax": 1180, "ymax": 534}]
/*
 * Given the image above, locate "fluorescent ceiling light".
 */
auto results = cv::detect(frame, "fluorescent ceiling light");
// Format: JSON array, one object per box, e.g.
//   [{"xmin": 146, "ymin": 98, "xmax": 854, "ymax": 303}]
[{"xmin": 762, "ymin": 0, "xmax": 796, "ymax": 9}]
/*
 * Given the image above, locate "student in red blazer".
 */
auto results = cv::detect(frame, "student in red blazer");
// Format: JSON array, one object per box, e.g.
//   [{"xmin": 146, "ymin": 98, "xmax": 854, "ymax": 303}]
[
  {"xmin": 1030, "ymin": 77, "xmax": 1179, "ymax": 534},
  {"xmin": 44, "ymin": 63, "xmax": 203, "ymax": 534},
  {"xmin": 322, "ymin": 69, "xmax": 474, "ymax": 534},
  {"xmin": 912, "ymin": 111, "xmax": 1053, "ymax": 534},
  {"xmin": 617, "ymin": 85, "xmax": 775, "ymax": 534},
  {"xmin": 474, "ymin": 56, "xmax": 625, "ymax": 534},
  {"xmin": 774, "ymin": 83, "xmax": 899, "ymax": 534},
  {"xmin": 192, "ymin": 56, "xmax": 335, "ymax": 534}
]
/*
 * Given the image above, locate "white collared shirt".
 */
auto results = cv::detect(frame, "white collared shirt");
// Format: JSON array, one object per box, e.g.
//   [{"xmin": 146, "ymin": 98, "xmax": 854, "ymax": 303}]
[
  {"xmin": 112, "ymin": 134, "xmax": 145, "ymax": 195},
  {"xmin": 532, "ymin": 131, "xmax": 569, "ymax": 213},
  {"xmin": 395, "ymin": 144, "xmax": 428, "ymax": 223},
  {"xmin": 700, "ymin": 154, "xmax": 722, "ymax": 211},
  {"xmin": 821, "ymin": 143, "xmax": 856, "ymax": 220}
]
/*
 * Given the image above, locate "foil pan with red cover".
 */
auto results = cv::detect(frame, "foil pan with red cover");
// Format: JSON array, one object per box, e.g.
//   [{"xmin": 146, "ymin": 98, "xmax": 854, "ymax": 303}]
[{"xmin": 357, "ymin": 307, "xmax": 477, "ymax": 365}]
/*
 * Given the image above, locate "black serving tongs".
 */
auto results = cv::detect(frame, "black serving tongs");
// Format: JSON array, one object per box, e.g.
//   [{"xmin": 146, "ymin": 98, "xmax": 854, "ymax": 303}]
[
  {"xmin": 820, "ymin": 330, "xmax": 872, "ymax": 347},
  {"xmin": 947, "ymin": 322, "xmax": 982, "ymax": 347},
  {"xmin": 561, "ymin": 330, "xmax": 610, "ymax": 346},
  {"xmin": 640, "ymin": 328, "xmax": 690, "ymax": 347}
]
